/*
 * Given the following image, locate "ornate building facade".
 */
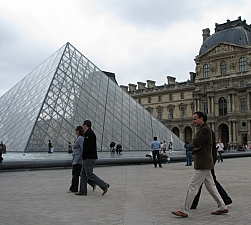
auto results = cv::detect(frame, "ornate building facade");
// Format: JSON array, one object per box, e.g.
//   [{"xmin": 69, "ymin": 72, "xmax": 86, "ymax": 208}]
[{"xmin": 121, "ymin": 17, "xmax": 251, "ymax": 147}]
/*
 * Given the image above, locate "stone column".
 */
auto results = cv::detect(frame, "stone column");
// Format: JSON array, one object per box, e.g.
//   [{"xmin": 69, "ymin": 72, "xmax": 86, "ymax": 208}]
[
  {"xmin": 229, "ymin": 121, "xmax": 233, "ymax": 143},
  {"xmin": 197, "ymin": 98, "xmax": 200, "ymax": 111},
  {"xmin": 211, "ymin": 97, "xmax": 215, "ymax": 115},
  {"xmin": 227, "ymin": 94, "xmax": 231, "ymax": 113},
  {"xmin": 247, "ymin": 92, "xmax": 250, "ymax": 111},
  {"xmin": 232, "ymin": 94, "xmax": 235, "ymax": 112},
  {"xmin": 208, "ymin": 96, "xmax": 211, "ymax": 114},
  {"xmin": 232, "ymin": 121, "xmax": 237, "ymax": 143}
]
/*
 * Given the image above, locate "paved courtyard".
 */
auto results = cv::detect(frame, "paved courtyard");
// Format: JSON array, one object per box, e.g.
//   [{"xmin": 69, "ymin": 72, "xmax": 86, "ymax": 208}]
[{"xmin": 0, "ymin": 157, "xmax": 250, "ymax": 225}]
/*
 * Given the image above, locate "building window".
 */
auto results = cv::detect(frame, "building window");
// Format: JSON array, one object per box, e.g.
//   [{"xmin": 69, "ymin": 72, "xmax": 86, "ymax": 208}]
[
  {"xmin": 204, "ymin": 86, "xmax": 207, "ymax": 93},
  {"xmin": 180, "ymin": 107, "xmax": 185, "ymax": 118},
  {"xmin": 148, "ymin": 97, "xmax": 151, "ymax": 103},
  {"xmin": 239, "ymin": 57, "xmax": 246, "ymax": 72},
  {"xmin": 181, "ymin": 92, "xmax": 184, "ymax": 99},
  {"xmin": 220, "ymin": 60, "xmax": 227, "ymax": 75},
  {"xmin": 219, "ymin": 97, "xmax": 227, "ymax": 116},
  {"xmin": 240, "ymin": 98, "xmax": 247, "ymax": 113},
  {"xmin": 138, "ymin": 98, "xmax": 141, "ymax": 104},
  {"xmin": 169, "ymin": 108, "xmax": 173, "ymax": 119},
  {"xmin": 169, "ymin": 94, "xmax": 173, "ymax": 101},
  {"xmin": 157, "ymin": 108, "xmax": 162, "ymax": 120},
  {"xmin": 158, "ymin": 95, "xmax": 162, "ymax": 102},
  {"xmin": 204, "ymin": 102, "xmax": 208, "ymax": 114},
  {"xmin": 240, "ymin": 80, "xmax": 245, "ymax": 88},
  {"xmin": 203, "ymin": 64, "xmax": 209, "ymax": 78}
]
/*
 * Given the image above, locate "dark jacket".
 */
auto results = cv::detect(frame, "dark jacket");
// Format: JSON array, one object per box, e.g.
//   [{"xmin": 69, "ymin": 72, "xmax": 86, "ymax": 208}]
[
  {"xmin": 190, "ymin": 123, "xmax": 214, "ymax": 170},
  {"xmin": 184, "ymin": 143, "xmax": 191, "ymax": 151},
  {"xmin": 82, "ymin": 128, "xmax": 98, "ymax": 160}
]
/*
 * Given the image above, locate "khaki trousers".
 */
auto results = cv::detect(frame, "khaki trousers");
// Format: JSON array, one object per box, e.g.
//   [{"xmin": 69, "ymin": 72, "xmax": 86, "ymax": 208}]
[{"xmin": 180, "ymin": 169, "xmax": 227, "ymax": 214}]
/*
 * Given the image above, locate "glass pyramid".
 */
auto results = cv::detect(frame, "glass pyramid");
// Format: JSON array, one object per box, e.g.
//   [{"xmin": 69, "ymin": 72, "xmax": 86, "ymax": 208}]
[{"xmin": 0, "ymin": 42, "xmax": 184, "ymax": 152}]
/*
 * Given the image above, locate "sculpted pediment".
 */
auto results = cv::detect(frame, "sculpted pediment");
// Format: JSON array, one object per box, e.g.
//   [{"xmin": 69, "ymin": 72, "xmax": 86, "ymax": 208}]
[{"xmin": 197, "ymin": 42, "xmax": 249, "ymax": 59}]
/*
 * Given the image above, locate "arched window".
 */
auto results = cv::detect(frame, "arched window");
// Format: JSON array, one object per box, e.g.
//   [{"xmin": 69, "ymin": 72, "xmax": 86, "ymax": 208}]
[
  {"xmin": 203, "ymin": 64, "xmax": 209, "ymax": 77},
  {"xmin": 220, "ymin": 60, "xmax": 227, "ymax": 75},
  {"xmin": 219, "ymin": 97, "xmax": 227, "ymax": 116},
  {"xmin": 239, "ymin": 57, "xmax": 246, "ymax": 72}
]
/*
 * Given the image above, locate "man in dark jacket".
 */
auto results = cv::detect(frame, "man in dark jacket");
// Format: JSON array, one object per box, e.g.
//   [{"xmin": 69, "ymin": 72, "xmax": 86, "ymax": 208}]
[
  {"xmin": 76, "ymin": 120, "xmax": 110, "ymax": 196},
  {"xmin": 191, "ymin": 130, "xmax": 232, "ymax": 208},
  {"xmin": 172, "ymin": 112, "xmax": 228, "ymax": 218}
]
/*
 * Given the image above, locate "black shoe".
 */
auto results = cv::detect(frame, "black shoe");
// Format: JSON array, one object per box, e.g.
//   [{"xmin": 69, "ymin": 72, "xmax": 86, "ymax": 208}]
[
  {"xmin": 93, "ymin": 185, "xmax": 96, "ymax": 192},
  {"xmin": 75, "ymin": 192, "xmax": 87, "ymax": 196}
]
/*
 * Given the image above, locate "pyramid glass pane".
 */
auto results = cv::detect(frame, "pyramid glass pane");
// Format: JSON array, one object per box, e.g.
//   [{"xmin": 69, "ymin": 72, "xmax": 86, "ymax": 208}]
[{"xmin": 0, "ymin": 42, "xmax": 184, "ymax": 152}]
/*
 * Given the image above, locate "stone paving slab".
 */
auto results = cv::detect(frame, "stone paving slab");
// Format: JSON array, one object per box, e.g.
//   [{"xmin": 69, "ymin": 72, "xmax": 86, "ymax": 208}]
[{"xmin": 0, "ymin": 157, "xmax": 250, "ymax": 225}]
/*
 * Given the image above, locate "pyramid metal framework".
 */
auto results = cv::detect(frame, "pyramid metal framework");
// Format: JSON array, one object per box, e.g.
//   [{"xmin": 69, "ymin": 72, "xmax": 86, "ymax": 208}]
[{"xmin": 0, "ymin": 43, "xmax": 184, "ymax": 152}]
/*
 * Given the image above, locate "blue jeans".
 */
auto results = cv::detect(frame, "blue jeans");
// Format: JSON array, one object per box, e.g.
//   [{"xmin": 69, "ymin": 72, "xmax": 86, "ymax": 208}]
[
  {"xmin": 186, "ymin": 151, "xmax": 192, "ymax": 166},
  {"xmin": 79, "ymin": 159, "xmax": 109, "ymax": 195}
]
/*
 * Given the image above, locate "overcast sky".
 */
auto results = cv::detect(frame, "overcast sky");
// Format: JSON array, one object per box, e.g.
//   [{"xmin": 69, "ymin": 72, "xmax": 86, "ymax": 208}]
[{"xmin": 1, "ymin": 0, "xmax": 251, "ymax": 96}]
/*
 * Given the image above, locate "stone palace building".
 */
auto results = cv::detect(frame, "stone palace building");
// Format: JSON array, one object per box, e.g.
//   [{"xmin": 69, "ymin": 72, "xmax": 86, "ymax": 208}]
[{"xmin": 120, "ymin": 16, "xmax": 251, "ymax": 147}]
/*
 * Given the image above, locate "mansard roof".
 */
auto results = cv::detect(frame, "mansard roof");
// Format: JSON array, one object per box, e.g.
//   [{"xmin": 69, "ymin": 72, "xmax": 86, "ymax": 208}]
[{"xmin": 199, "ymin": 17, "xmax": 251, "ymax": 55}]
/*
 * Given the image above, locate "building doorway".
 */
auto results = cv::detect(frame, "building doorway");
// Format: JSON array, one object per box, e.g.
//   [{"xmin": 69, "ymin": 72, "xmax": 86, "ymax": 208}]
[
  {"xmin": 184, "ymin": 126, "xmax": 192, "ymax": 142},
  {"xmin": 218, "ymin": 124, "xmax": 229, "ymax": 144}
]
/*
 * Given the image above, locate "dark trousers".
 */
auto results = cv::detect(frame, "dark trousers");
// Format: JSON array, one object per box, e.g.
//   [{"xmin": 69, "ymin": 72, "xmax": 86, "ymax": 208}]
[
  {"xmin": 218, "ymin": 151, "xmax": 223, "ymax": 162},
  {"xmin": 191, "ymin": 169, "xmax": 232, "ymax": 208},
  {"xmin": 152, "ymin": 150, "xmax": 162, "ymax": 167},
  {"xmin": 69, "ymin": 164, "xmax": 82, "ymax": 192}
]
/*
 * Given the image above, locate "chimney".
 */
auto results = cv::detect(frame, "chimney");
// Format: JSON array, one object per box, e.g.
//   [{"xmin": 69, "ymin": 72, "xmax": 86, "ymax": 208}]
[
  {"xmin": 189, "ymin": 72, "xmax": 196, "ymax": 82},
  {"xmin": 137, "ymin": 82, "xmax": 146, "ymax": 90},
  {"xmin": 120, "ymin": 85, "xmax": 128, "ymax": 92},
  {"xmin": 202, "ymin": 28, "xmax": 210, "ymax": 42},
  {"xmin": 166, "ymin": 76, "xmax": 176, "ymax": 85},
  {"xmin": 146, "ymin": 80, "xmax": 156, "ymax": 88},
  {"xmin": 128, "ymin": 83, "xmax": 137, "ymax": 91}
]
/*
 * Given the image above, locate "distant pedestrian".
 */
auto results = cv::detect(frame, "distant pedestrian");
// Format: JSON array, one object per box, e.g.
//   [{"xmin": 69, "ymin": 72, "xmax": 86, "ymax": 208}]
[
  {"xmin": 0, "ymin": 141, "xmax": 6, "ymax": 153},
  {"xmin": 168, "ymin": 141, "xmax": 172, "ymax": 153},
  {"xmin": 150, "ymin": 137, "xmax": 162, "ymax": 168},
  {"xmin": 184, "ymin": 140, "xmax": 192, "ymax": 166},
  {"xmin": 110, "ymin": 142, "xmax": 116, "ymax": 153},
  {"xmin": 68, "ymin": 142, "xmax": 73, "ymax": 154},
  {"xmin": 0, "ymin": 151, "xmax": 3, "ymax": 163},
  {"xmin": 48, "ymin": 140, "xmax": 53, "ymax": 153},
  {"xmin": 162, "ymin": 141, "xmax": 167, "ymax": 153},
  {"xmin": 116, "ymin": 143, "xmax": 122, "ymax": 154},
  {"xmin": 160, "ymin": 142, "xmax": 163, "ymax": 152},
  {"xmin": 216, "ymin": 139, "xmax": 224, "ymax": 163}
]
